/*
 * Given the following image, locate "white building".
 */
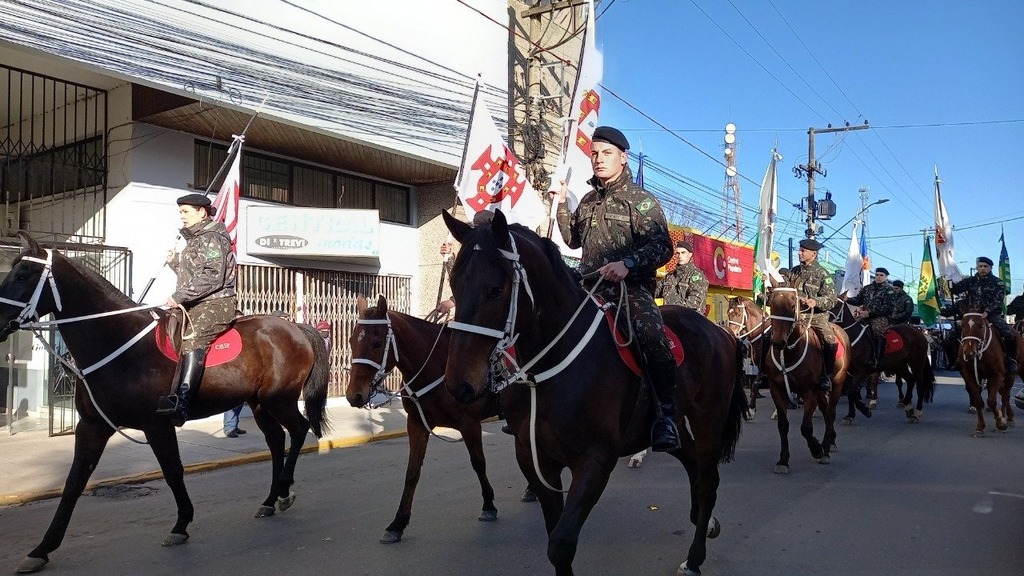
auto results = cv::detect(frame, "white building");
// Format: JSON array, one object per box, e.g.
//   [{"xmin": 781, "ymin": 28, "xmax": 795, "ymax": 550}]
[{"xmin": 0, "ymin": 0, "xmax": 513, "ymax": 431}]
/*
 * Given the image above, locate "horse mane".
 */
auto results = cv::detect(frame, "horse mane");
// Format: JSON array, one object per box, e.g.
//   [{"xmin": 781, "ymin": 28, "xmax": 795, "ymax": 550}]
[{"xmin": 52, "ymin": 250, "xmax": 140, "ymax": 309}]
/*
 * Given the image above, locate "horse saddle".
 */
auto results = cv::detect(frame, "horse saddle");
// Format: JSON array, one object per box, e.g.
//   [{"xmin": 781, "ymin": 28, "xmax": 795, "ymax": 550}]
[
  {"xmin": 601, "ymin": 308, "xmax": 685, "ymax": 377},
  {"xmin": 883, "ymin": 329, "xmax": 904, "ymax": 354},
  {"xmin": 155, "ymin": 311, "xmax": 245, "ymax": 367}
]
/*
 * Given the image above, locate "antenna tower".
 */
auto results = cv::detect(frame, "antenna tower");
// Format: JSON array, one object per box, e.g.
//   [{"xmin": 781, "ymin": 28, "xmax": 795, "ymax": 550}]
[{"xmin": 722, "ymin": 123, "xmax": 742, "ymax": 239}]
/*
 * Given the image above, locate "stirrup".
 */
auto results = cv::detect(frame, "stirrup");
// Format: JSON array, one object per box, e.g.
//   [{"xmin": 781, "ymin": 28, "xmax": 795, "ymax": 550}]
[
  {"xmin": 651, "ymin": 417, "xmax": 681, "ymax": 452},
  {"xmin": 155, "ymin": 395, "xmax": 180, "ymax": 416}
]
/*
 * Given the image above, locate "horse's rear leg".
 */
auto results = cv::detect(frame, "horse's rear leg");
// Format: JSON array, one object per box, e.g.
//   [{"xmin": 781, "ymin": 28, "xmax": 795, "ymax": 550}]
[
  {"xmin": 145, "ymin": 423, "xmax": 196, "ymax": 546},
  {"xmin": 250, "ymin": 404, "xmax": 289, "ymax": 517},
  {"xmin": 547, "ymin": 456, "xmax": 617, "ymax": 576},
  {"xmin": 17, "ymin": 419, "xmax": 114, "ymax": 573},
  {"xmin": 513, "ymin": 439, "xmax": 564, "ymax": 535},
  {"xmin": 269, "ymin": 402, "xmax": 311, "ymax": 513},
  {"xmin": 671, "ymin": 425, "xmax": 722, "ymax": 575}
]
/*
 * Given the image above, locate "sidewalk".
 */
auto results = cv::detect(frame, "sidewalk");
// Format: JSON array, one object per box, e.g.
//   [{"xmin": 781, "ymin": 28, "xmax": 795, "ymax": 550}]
[{"xmin": 0, "ymin": 399, "xmax": 417, "ymax": 507}]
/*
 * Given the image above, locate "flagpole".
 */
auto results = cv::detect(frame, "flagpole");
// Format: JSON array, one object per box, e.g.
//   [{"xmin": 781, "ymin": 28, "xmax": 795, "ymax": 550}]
[{"xmin": 137, "ymin": 94, "xmax": 270, "ymax": 303}]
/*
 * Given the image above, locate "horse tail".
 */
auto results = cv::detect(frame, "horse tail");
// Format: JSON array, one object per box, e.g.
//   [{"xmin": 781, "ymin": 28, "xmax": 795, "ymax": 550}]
[
  {"xmin": 297, "ymin": 322, "xmax": 332, "ymax": 438},
  {"xmin": 719, "ymin": 335, "xmax": 749, "ymax": 463},
  {"xmin": 920, "ymin": 353, "xmax": 936, "ymax": 403}
]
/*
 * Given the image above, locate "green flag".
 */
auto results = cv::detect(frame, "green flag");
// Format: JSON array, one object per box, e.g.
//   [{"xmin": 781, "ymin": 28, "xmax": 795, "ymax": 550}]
[
  {"xmin": 752, "ymin": 233, "xmax": 764, "ymax": 297},
  {"xmin": 917, "ymin": 234, "xmax": 941, "ymax": 326},
  {"xmin": 999, "ymin": 226, "xmax": 1011, "ymax": 313}
]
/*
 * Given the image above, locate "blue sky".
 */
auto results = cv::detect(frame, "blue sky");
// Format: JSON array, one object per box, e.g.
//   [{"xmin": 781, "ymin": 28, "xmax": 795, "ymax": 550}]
[{"xmin": 593, "ymin": 0, "xmax": 1024, "ymax": 291}]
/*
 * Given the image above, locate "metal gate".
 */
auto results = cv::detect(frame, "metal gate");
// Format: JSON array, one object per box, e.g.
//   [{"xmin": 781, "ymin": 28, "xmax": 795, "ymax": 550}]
[{"xmin": 236, "ymin": 264, "xmax": 411, "ymax": 397}]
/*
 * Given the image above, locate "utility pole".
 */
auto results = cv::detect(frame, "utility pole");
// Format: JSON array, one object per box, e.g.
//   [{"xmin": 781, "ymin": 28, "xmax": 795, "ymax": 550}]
[{"xmin": 794, "ymin": 122, "xmax": 869, "ymax": 239}]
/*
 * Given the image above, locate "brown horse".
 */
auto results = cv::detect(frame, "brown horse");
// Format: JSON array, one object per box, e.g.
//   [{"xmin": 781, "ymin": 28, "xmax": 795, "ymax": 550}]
[
  {"xmin": 763, "ymin": 286, "xmax": 849, "ymax": 474},
  {"xmin": 441, "ymin": 210, "xmax": 747, "ymax": 576},
  {"xmin": 956, "ymin": 308, "xmax": 1018, "ymax": 435},
  {"xmin": 0, "ymin": 234, "xmax": 330, "ymax": 573},
  {"xmin": 346, "ymin": 294, "xmax": 507, "ymax": 544},
  {"xmin": 726, "ymin": 295, "xmax": 772, "ymax": 418}
]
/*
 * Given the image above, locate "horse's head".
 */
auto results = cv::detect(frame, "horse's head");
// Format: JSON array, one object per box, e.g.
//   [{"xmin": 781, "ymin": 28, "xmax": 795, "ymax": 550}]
[
  {"xmin": 726, "ymin": 296, "xmax": 762, "ymax": 337},
  {"xmin": 958, "ymin": 302, "xmax": 989, "ymax": 362},
  {"xmin": 0, "ymin": 233, "xmax": 59, "ymax": 342},
  {"xmin": 346, "ymin": 294, "xmax": 395, "ymax": 408},
  {"xmin": 767, "ymin": 286, "xmax": 800, "ymax": 349},
  {"xmin": 441, "ymin": 209, "xmax": 544, "ymax": 404}
]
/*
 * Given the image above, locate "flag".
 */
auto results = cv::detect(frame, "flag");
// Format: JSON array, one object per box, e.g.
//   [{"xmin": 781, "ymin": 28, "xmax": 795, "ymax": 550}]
[
  {"xmin": 752, "ymin": 149, "xmax": 781, "ymax": 295},
  {"xmin": 1000, "ymin": 225, "xmax": 1011, "ymax": 313},
  {"xmin": 549, "ymin": 0, "xmax": 602, "ymax": 210},
  {"xmin": 933, "ymin": 168, "xmax": 963, "ymax": 282},
  {"xmin": 917, "ymin": 234, "xmax": 941, "ymax": 326},
  {"xmin": 211, "ymin": 136, "xmax": 243, "ymax": 253},
  {"xmin": 455, "ymin": 88, "xmax": 545, "ymax": 230},
  {"xmin": 841, "ymin": 220, "xmax": 864, "ymax": 296},
  {"xmin": 859, "ymin": 221, "xmax": 871, "ymax": 287}
]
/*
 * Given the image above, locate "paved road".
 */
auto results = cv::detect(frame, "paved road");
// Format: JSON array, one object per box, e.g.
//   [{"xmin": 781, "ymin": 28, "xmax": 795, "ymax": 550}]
[{"xmin": 2, "ymin": 373, "xmax": 1022, "ymax": 576}]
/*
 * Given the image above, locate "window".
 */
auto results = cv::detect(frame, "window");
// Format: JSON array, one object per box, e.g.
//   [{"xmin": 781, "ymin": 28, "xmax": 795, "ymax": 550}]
[
  {"xmin": 4, "ymin": 136, "xmax": 104, "ymax": 201},
  {"xmin": 194, "ymin": 140, "xmax": 411, "ymax": 224}
]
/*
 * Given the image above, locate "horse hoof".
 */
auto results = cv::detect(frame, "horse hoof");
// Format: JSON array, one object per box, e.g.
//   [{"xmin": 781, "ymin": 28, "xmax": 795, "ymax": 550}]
[
  {"xmin": 770, "ymin": 410, "xmax": 778, "ymax": 420},
  {"xmin": 818, "ymin": 456, "xmax": 831, "ymax": 465},
  {"xmin": 772, "ymin": 464, "xmax": 789, "ymax": 475},
  {"xmin": 707, "ymin": 516, "xmax": 721, "ymax": 538},
  {"xmin": 997, "ymin": 422, "xmax": 1009, "ymax": 431},
  {"xmin": 255, "ymin": 505, "xmax": 276, "ymax": 518},
  {"xmin": 161, "ymin": 532, "xmax": 189, "ymax": 547},
  {"xmin": 968, "ymin": 406, "xmax": 977, "ymax": 414},
  {"xmin": 277, "ymin": 492, "xmax": 296, "ymax": 512},
  {"xmin": 677, "ymin": 560, "xmax": 701, "ymax": 576},
  {"xmin": 841, "ymin": 417, "xmax": 853, "ymax": 426},
  {"xmin": 520, "ymin": 488, "xmax": 537, "ymax": 503},
  {"xmin": 972, "ymin": 430, "xmax": 985, "ymax": 438},
  {"xmin": 868, "ymin": 399, "xmax": 877, "ymax": 409},
  {"xmin": 478, "ymin": 509, "xmax": 498, "ymax": 522},
  {"xmin": 380, "ymin": 530, "xmax": 403, "ymax": 544},
  {"xmin": 743, "ymin": 409, "xmax": 756, "ymax": 421},
  {"xmin": 627, "ymin": 457, "xmax": 643, "ymax": 468},
  {"xmin": 16, "ymin": 556, "xmax": 48, "ymax": 573}
]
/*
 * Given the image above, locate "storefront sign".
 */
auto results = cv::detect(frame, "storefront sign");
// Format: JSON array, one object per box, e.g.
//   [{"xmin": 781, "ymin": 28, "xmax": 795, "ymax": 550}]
[
  {"xmin": 690, "ymin": 234, "xmax": 754, "ymax": 290},
  {"xmin": 245, "ymin": 206, "xmax": 380, "ymax": 257}
]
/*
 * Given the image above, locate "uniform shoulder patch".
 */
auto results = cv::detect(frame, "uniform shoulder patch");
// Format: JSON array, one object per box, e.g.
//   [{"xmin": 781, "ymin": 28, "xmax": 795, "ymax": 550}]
[
  {"xmin": 635, "ymin": 199, "xmax": 655, "ymax": 214},
  {"xmin": 205, "ymin": 246, "xmax": 222, "ymax": 259}
]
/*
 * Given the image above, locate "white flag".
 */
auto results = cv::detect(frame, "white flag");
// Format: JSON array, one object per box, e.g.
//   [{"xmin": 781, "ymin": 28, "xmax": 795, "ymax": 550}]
[
  {"xmin": 550, "ymin": 0, "xmax": 602, "ymax": 210},
  {"xmin": 212, "ymin": 136, "xmax": 243, "ymax": 253},
  {"xmin": 455, "ymin": 95, "xmax": 545, "ymax": 230},
  {"xmin": 841, "ymin": 220, "xmax": 865, "ymax": 297},
  {"xmin": 754, "ymin": 150, "xmax": 782, "ymax": 284},
  {"xmin": 933, "ymin": 169, "xmax": 963, "ymax": 282}
]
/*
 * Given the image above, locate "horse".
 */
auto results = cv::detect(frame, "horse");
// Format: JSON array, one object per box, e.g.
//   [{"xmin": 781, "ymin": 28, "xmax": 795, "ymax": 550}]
[
  {"xmin": 763, "ymin": 285, "xmax": 850, "ymax": 474},
  {"xmin": 725, "ymin": 295, "xmax": 772, "ymax": 418},
  {"xmin": 956, "ymin": 305, "xmax": 1018, "ymax": 435},
  {"xmin": 0, "ymin": 233, "xmax": 330, "ymax": 573},
  {"xmin": 346, "ymin": 294, "xmax": 521, "ymax": 544},
  {"xmin": 441, "ymin": 210, "xmax": 747, "ymax": 576},
  {"xmin": 829, "ymin": 302, "xmax": 934, "ymax": 423}
]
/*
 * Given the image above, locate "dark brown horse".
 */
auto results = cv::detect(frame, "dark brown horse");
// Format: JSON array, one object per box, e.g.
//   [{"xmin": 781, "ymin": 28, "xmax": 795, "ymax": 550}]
[
  {"xmin": 0, "ymin": 234, "xmax": 330, "ymax": 573},
  {"xmin": 441, "ymin": 210, "xmax": 747, "ymax": 576},
  {"xmin": 763, "ymin": 285, "xmax": 850, "ymax": 474},
  {"xmin": 346, "ymin": 294, "xmax": 507, "ymax": 544},
  {"xmin": 956, "ymin": 307, "xmax": 1018, "ymax": 435}
]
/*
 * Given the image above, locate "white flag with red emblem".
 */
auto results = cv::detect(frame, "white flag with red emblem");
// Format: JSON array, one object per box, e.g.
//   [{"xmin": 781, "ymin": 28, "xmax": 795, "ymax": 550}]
[
  {"xmin": 211, "ymin": 137, "xmax": 242, "ymax": 253},
  {"xmin": 933, "ymin": 168, "xmax": 962, "ymax": 282},
  {"xmin": 456, "ymin": 96, "xmax": 545, "ymax": 230},
  {"xmin": 549, "ymin": 0, "xmax": 602, "ymax": 210}
]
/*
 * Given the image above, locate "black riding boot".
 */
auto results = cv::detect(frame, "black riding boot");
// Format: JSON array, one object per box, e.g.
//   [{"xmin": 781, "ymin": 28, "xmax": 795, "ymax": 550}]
[
  {"xmin": 649, "ymin": 359, "xmax": 681, "ymax": 452},
  {"xmin": 871, "ymin": 337, "xmax": 886, "ymax": 370},
  {"xmin": 156, "ymin": 348, "xmax": 208, "ymax": 425},
  {"xmin": 1004, "ymin": 335, "xmax": 1018, "ymax": 373},
  {"xmin": 820, "ymin": 342, "xmax": 837, "ymax": 391}
]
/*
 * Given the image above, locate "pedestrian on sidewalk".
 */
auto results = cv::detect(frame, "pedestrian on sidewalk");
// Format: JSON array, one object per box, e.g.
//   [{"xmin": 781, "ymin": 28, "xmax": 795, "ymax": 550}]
[{"xmin": 223, "ymin": 405, "xmax": 247, "ymax": 438}]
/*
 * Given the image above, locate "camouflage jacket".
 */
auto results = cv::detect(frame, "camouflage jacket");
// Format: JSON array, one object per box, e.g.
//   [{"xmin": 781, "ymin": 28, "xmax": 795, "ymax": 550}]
[
  {"xmin": 170, "ymin": 219, "xmax": 237, "ymax": 306},
  {"xmin": 950, "ymin": 273, "xmax": 1006, "ymax": 317},
  {"xmin": 786, "ymin": 260, "xmax": 837, "ymax": 316},
  {"xmin": 848, "ymin": 281, "xmax": 896, "ymax": 319},
  {"xmin": 656, "ymin": 260, "xmax": 709, "ymax": 310},
  {"xmin": 555, "ymin": 166, "xmax": 672, "ymax": 293},
  {"xmin": 891, "ymin": 292, "xmax": 915, "ymax": 324}
]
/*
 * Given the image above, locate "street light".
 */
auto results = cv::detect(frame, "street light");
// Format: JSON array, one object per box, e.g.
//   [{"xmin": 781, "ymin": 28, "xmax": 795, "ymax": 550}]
[{"xmin": 820, "ymin": 198, "xmax": 890, "ymax": 245}]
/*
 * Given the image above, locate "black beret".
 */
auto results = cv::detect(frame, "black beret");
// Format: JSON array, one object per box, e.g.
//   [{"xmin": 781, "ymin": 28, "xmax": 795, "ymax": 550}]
[
  {"xmin": 875, "ymin": 267, "xmax": 889, "ymax": 276},
  {"xmin": 893, "ymin": 280, "xmax": 905, "ymax": 288},
  {"xmin": 798, "ymin": 238, "xmax": 822, "ymax": 251},
  {"xmin": 977, "ymin": 256, "xmax": 994, "ymax": 266},
  {"xmin": 675, "ymin": 240, "xmax": 693, "ymax": 252},
  {"xmin": 592, "ymin": 126, "xmax": 629, "ymax": 151},
  {"xmin": 176, "ymin": 193, "xmax": 212, "ymax": 208}
]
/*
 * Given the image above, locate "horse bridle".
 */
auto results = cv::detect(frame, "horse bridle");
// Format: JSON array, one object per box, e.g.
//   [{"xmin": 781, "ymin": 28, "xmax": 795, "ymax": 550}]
[
  {"xmin": 0, "ymin": 250, "xmax": 63, "ymax": 327},
  {"xmin": 959, "ymin": 312, "xmax": 993, "ymax": 357},
  {"xmin": 350, "ymin": 317, "xmax": 400, "ymax": 407}
]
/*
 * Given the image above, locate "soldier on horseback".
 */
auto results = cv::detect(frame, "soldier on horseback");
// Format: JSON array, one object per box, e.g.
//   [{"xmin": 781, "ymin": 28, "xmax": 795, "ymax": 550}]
[
  {"xmin": 950, "ymin": 256, "xmax": 1017, "ymax": 372},
  {"xmin": 156, "ymin": 193, "xmax": 237, "ymax": 423},
  {"xmin": 848, "ymin": 267, "xmax": 897, "ymax": 369},
  {"xmin": 551, "ymin": 126, "xmax": 679, "ymax": 452},
  {"xmin": 785, "ymin": 239, "xmax": 838, "ymax": 390}
]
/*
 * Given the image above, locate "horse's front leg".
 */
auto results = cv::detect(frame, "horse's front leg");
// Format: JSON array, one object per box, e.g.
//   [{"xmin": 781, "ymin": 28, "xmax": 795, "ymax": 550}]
[
  {"xmin": 800, "ymin": 394, "xmax": 826, "ymax": 463},
  {"xmin": 961, "ymin": 369, "xmax": 987, "ymax": 436},
  {"xmin": 17, "ymin": 418, "xmax": 115, "ymax": 573},
  {"xmin": 381, "ymin": 416, "xmax": 430, "ymax": 543},
  {"xmin": 459, "ymin": 417, "xmax": 498, "ymax": 521},
  {"xmin": 144, "ymin": 421, "xmax": 197, "ymax": 546},
  {"xmin": 548, "ymin": 454, "xmax": 618, "ymax": 576},
  {"xmin": 987, "ymin": 377, "xmax": 1007, "ymax": 431},
  {"xmin": 770, "ymin": 384, "xmax": 791, "ymax": 474}
]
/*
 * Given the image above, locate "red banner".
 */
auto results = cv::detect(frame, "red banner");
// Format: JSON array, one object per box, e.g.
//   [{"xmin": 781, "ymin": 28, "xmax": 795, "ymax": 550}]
[{"xmin": 667, "ymin": 230, "xmax": 753, "ymax": 290}]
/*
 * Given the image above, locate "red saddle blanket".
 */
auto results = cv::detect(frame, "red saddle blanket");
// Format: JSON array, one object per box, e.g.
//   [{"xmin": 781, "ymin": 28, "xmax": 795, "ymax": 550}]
[
  {"xmin": 155, "ymin": 326, "xmax": 243, "ymax": 367},
  {"xmin": 835, "ymin": 338, "xmax": 846, "ymax": 361},
  {"xmin": 605, "ymin": 312, "xmax": 685, "ymax": 376},
  {"xmin": 884, "ymin": 330, "xmax": 904, "ymax": 354}
]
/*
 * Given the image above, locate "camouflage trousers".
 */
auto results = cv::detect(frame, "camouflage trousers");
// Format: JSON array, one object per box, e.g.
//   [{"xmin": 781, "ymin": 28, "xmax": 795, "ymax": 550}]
[
  {"xmin": 866, "ymin": 316, "xmax": 890, "ymax": 339},
  {"xmin": 801, "ymin": 313, "xmax": 837, "ymax": 346},
  {"xmin": 179, "ymin": 296, "xmax": 237, "ymax": 354},
  {"xmin": 594, "ymin": 282, "xmax": 673, "ymax": 363}
]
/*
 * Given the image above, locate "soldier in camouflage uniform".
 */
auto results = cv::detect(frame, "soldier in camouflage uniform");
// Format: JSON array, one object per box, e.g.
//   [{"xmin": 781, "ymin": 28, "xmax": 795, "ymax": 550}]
[
  {"xmin": 890, "ymin": 280, "xmax": 915, "ymax": 325},
  {"xmin": 552, "ymin": 126, "xmax": 679, "ymax": 452},
  {"xmin": 656, "ymin": 240, "xmax": 709, "ymax": 312},
  {"xmin": 785, "ymin": 239, "xmax": 838, "ymax": 390},
  {"xmin": 848, "ymin": 267, "xmax": 897, "ymax": 368},
  {"xmin": 950, "ymin": 256, "xmax": 1017, "ymax": 372},
  {"xmin": 156, "ymin": 193, "xmax": 237, "ymax": 423}
]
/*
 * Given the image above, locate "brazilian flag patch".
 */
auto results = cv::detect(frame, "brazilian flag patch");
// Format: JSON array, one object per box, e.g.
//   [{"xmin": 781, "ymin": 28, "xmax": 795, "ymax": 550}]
[
  {"xmin": 636, "ymin": 199, "xmax": 655, "ymax": 214},
  {"xmin": 206, "ymin": 246, "xmax": 222, "ymax": 259}
]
